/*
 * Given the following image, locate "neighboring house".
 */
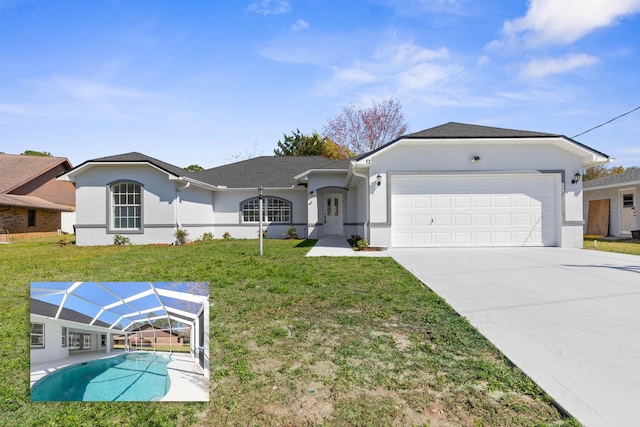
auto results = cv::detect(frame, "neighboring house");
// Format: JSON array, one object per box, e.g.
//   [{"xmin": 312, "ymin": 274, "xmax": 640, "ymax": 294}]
[
  {"xmin": 113, "ymin": 324, "xmax": 188, "ymax": 347},
  {"xmin": 30, "ymin": 298, "xmax": 118, "ymax": 365},
  {"xmin": 583, "ymin": 168, "xmax": 640, "ymax": 237},
  {"xmin": 0, "ymin": 154, "xmax": 75, "ymax": 239},
  {"xmin": 58, "ymin": 122, "xmax": 609, "ymax": 248}
]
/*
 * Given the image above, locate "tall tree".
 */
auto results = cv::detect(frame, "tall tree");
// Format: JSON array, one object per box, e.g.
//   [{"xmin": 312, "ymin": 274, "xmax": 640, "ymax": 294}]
[
  {"xmin": 274, "ymin": 129, "xmax": 326, "ymax": 156},
  {"xmin": 21, "ymin": 150, "xmax": 52, "ymax": 156},
  {"xmin": 322, "ymin": 98, "xmax": 409, "ymax": 155}
]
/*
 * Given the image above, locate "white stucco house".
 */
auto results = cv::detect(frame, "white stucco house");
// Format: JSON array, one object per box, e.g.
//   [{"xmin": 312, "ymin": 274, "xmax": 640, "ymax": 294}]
[
  {"xmin": 583, "ymin": 168, "xmax": 640, "ymax": 237},
  {"xmin": 58, "ymin": 122, "xmax": 610, "ymax": 248}
]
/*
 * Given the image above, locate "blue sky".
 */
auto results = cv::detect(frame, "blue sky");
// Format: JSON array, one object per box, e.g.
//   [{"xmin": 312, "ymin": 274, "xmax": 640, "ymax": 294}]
[{"xmin": 1, "ymin": 0, "xmax": 640, "ymax": 168}]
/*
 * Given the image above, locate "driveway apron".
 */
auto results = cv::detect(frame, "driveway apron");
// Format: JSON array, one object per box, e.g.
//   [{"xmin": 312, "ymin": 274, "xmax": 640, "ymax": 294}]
[{"xmin": 390, "ymin": 247, "xmax": 640, "ymax": 427}]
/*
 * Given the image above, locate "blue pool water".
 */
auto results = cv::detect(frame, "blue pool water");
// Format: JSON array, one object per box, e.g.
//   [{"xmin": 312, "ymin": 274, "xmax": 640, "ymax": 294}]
[{"xmin": 31, "ymin": 352, "xmax": 171, "ymax": 401}]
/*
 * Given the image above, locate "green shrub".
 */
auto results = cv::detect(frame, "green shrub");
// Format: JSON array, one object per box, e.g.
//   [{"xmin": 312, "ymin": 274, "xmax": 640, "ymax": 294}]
[
  {"xmin": 283, "ymin": 226, "xmax": 298, "ymax": 239},
  {"xmin": 199, "ymin": 232, "xmax": 214, "ymax": 242},
  {"xmin": 347, "ymin": 234, "xmax": 362, "ymax": 247},
  {"xmin": 174, "ymin": 228, "xmax": 189, "ymax": 245},
  {"xmin": 113, "ymin": 235, "xmax": 131, "ymax": 245},
  {"xmin": 356, "ymin": 239, "xmax": 369, "ymax": 249}
]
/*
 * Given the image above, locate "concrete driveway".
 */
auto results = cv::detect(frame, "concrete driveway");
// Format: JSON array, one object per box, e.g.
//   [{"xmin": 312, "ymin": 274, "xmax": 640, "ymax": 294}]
[{"xmin": 389, "ymin": 247, "xmax": 640, "ymax": 427}]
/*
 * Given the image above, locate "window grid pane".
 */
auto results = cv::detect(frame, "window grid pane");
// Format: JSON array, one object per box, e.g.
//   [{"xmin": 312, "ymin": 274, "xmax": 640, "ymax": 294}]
[
  {"xmin": 112, "ymin": 182, "xmax": 142, "ymax": 229},
  {"xmin": 242, "ymin": 197, "xmax": 291, "ymax": 223}
]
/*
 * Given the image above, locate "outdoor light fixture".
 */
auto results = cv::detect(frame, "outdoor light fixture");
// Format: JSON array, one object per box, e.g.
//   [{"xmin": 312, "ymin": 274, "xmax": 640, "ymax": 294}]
[
  {"xmin": 376, "ymin": 174, "xmax": 382, "ymax": 186},
  {"xmin": 470, "ymin": 156, "xmax": 481, "ymax": 163},
  {"xmin": 571, "ymin": 172, "xmax": 582, "ymax": 184}
]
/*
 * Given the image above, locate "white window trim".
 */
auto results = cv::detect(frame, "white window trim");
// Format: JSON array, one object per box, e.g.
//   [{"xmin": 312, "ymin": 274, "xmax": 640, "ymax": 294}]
[
  {"xmin": 107, "ymin": 180, "xmax": 144, "ymax": 234},
  {"xmin": 31, "ymin": 322, "xmax": 45, "ymax": 349},
  {"xmin": 241, "ymin": 196, "xmax": 292, "ymax": 224}
]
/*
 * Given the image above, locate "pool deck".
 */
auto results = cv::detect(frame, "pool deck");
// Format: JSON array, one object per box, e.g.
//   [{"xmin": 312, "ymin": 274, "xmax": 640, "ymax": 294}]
[{"xmin": 30, "ymin": 350, "xmax": 209, "ymax": 401}]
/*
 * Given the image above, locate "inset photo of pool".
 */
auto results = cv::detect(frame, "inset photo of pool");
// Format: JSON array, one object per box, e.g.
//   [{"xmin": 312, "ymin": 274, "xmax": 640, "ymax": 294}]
[{"xmin": 30, "ymin": 282, "xmax": 209, "ymax": 402}]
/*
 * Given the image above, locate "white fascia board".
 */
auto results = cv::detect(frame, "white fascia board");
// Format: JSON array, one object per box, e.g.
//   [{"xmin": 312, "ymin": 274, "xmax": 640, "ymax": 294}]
[
  {"xmin": 58, "ymin": 161, "xmax": 180, "ymax": 182},
  {"xmin": 358, "ymin": 136, "xmax": 611, "ymax": 166},
  {"xmin": 169, "ymin": 176, "xmax": 223, "ymax": 191},
  {"xmin": 294, "ymin": 168, "xmax": 349, "ymax": 181}
]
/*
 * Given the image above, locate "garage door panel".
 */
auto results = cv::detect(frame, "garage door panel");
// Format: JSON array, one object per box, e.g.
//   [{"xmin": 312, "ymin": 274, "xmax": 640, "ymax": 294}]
[
  {"xmin": 454, "ymin": 214, "xmax": 471, "ymax": 226},
  {"xmin": 391, "ymin": 174, "xmax": 556, "ymax": 247}
]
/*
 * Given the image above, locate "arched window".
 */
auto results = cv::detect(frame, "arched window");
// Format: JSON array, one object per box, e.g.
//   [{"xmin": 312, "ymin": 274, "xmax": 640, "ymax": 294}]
[
  {"xmin": 110, "ymin": 182, "xmax": 142, "ymax": 230},
  {"xmin": 242, "ymin": 197, "xmax": 291, "ymax": 223}
]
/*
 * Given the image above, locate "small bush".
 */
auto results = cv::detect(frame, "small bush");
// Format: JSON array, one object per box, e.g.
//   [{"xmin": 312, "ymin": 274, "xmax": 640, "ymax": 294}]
[
  {"xmin": 174, "ymin": 228, "xmax": 189, "ymax": 245},
  {"xmin": 223, "ymin": 231, "xmax": 231, "ymax": 239},
  {"xmin": 199, "ymin": 232, "xmax": 214, "ymax": 242},
  {"xmin": 347, "ymin": 234, "xmax": 362, "ymax": 247},
  {"xmin": 113, "ymin": 235, "xmax": 131, "ymax": 246},
  {"xmin": 58, "ymin": 236, "xmax": 71, "ymax": 246},
  {"xmin": 283, "ymin": 226, "xmax": 298, "ymax": 239},
  {"xmin": 356, "ymin": 239, "xmax": 369, "ymax": 249}
]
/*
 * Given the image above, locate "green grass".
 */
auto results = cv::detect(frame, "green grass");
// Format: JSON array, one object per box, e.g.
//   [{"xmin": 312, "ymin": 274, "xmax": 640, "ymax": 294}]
[
  {"xmin": 1, "ymin": 237, "xmax": 578, "ymax": 426},
  {"xmin": 583, "ymin": 237, "xmax": 640, "ymax": 256}
]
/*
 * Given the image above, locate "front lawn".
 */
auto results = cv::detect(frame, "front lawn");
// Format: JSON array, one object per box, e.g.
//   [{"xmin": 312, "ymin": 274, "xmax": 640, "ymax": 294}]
[
  {"xmin": 583, "ymin": 237, "xmax": 640, "ymax": 256},
  {"xmin": 2, "ymin": 237, "xmax": 577, "ymax": 426}
]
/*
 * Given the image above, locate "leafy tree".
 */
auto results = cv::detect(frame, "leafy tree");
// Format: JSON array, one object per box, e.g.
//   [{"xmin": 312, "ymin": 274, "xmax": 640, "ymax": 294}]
[
  {"xmin": 322, "ymin": 98, "xmax": 409, "ymax": 155},
  {"xmin": 323, "ymin": 138, "xmax": 354, "ymax": 160},
  {"xmin": 21, "ymin": 150, "xmax": 52, "ymax": 156},
  {"xmin": 274, "ymin": 129, "xmax": 326, "ymax": 156},
  {"xmin": 184, "ymin": 164, "xmax": 204, "ymax": 172},
  {"xmin": 583, "ymin": 165, "xmax": 627, "ymax": 182}
]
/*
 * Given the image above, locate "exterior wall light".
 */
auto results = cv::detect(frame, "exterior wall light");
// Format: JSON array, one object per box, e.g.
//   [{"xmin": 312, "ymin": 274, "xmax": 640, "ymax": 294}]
[
  {"xmin": 376, "ymin": 174, "xmax": 382, "ymax": 186},
  {"xmin": 571, "ymin": 172, "xmax": 582, "ymax": 184},
  {"xmin": 470, "ymin": 156, "xmax": 481, "ymax": 163}
]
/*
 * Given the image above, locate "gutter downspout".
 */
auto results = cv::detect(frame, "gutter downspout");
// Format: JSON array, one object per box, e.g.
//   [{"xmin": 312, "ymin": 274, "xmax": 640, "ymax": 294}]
[
  {"xmin": 351, "ymin": 163, "xmax": 370, "ymax": 243},
  {"xmin": 175, "ymin": 181, "xmax": 190, "ymax": 230}
]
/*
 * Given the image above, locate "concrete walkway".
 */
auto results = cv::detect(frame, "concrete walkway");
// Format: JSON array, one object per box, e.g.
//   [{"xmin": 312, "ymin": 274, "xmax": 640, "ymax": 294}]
[
  {"xmin": 306, "ymin": 237, "xmax": 389, "ymax": 257},
  {"xmin": 390, "ymin": 247, "xmax": 640, "ymax": 427}
]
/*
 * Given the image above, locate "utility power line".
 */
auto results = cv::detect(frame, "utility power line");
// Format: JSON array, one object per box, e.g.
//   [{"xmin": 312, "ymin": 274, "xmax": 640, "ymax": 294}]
[{"xmin": 572, "ymin": 105, "xmax": 640, "ymax": 138}]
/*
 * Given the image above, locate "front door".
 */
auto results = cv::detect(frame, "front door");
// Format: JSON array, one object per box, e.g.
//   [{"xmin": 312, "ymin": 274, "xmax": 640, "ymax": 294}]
[
  {"xmin": 324, "ymin": 193, "xmax": 343, "ymax": 235},
  {"xmin": 621, "ymin": 191, "xmax": 636, "ymax": 234}
]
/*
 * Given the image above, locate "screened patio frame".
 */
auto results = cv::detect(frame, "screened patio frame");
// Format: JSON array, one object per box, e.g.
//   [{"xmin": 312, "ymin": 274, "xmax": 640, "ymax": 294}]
[{"xmin": 30, "ymin": 281, "xmax": 209, "ymax": 362}]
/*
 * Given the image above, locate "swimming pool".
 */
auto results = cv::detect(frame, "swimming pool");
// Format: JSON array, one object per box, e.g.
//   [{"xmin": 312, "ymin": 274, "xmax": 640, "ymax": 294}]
[{"xmin": 31, "ymin": 352, "xmax": 171, "ymax": 401}]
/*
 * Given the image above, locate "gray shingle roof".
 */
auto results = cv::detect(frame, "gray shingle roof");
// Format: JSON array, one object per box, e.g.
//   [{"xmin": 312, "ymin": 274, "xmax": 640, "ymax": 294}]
[
  {"xmin": 357, "ymin": 122, "xmax": 609, "ymax": 160},
  {"xmin": 196, "ymin": 156, "xmax": 350, "ymax": 188},
  {"xmin": 87, "ymin": 152, "xmax": 202, "ymax": 180},
  {"xmin": 406, "ymin": 122, "xmax": 559, "ymax": 139},
  {"xmin": 75, "ymin": 152, "xmax": 350, "ymax": 188},
  {"xmin": 583, "ymin": 168, "xmax": 640, "ymax": 189},
  {"xmin": 31, "ymin": 298, "xmax": 114, "ymax": 329}
]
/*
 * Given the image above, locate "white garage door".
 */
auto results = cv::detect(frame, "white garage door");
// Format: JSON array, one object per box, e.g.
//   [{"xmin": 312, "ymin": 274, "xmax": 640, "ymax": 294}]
[{"xmin": 391, "ymin": 174, "xmax": 557, "ymax": 247}]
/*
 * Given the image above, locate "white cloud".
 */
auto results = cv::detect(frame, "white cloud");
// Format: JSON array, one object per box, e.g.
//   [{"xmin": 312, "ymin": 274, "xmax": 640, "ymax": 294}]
[
  {"xmin": 519, "ymin": 53, "xmax": 600, "ymax": 79},
  {"xmin": 291, "ymin": 19, "xmax": 309, "ymax": 32},
  {"xmin": 247, "ymin": 0, "xmax": 291, "ymax": 15},
  {"xmin": 500, "ymin": 0, "xmax": 640, "ymax": 47},
  {"xmin": 41, "ymin": 77, "xmax": 150, "ymax": 102},
  {"xmin": 335, "ymin": 43, "xmax": 453, "ymax": 88}
]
